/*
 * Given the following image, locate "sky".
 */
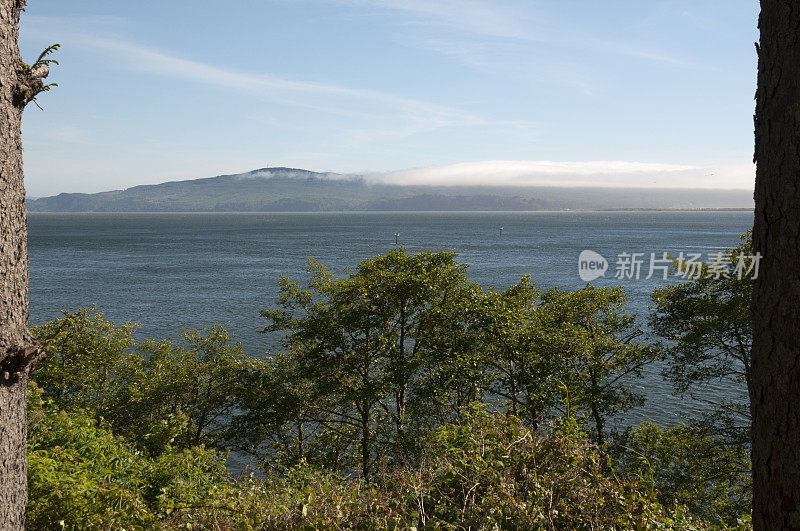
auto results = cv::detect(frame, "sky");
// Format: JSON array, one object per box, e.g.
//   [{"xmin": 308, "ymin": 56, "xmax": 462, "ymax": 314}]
[{"xmin": 19, "ymin": 0, "xmax": 759, "ymax": 197}]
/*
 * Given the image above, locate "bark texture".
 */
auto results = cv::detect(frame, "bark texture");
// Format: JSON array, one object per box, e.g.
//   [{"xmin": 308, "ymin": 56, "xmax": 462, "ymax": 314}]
[
  {"xmin": 752, "ymin": 1, "xmax": 800, "ymax": 528},
  {"xmin": 0, "ymin": 0, "xmax": 44, "ymax": 528}
]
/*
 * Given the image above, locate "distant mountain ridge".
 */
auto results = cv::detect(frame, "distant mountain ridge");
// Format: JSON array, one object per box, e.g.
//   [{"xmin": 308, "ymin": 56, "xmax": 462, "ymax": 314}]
[{"xmin": 28, "ymin": 167, "xmax": 753, "ymax": 212}]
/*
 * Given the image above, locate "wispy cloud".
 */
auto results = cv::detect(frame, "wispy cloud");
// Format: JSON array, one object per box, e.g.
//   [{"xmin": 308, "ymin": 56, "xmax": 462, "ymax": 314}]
[
  {"xmin": 598, "ymin": 40, "xmax": 711, "ymax": 70},
  {"xmin": 34, "ymin": 125, "xmax": 93, "ymax": 144},
  {"xmin": 327, "ymin": 0, "xmax": 707, "ymax": 71},
  {"xmin": 24, "ymin": 16, "xmax": 479, "ymax": 137},
  {"xmin": 369, "ymin": 160, "xmax": 755, "ymax": 189},
  {"xmin": 338, "ymin": 0, "xmax": 538, "ymax": 40}
]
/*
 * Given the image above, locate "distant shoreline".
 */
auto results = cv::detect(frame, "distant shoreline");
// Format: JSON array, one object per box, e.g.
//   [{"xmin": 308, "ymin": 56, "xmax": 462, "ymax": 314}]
[
  {"xmin": 28, "ymin": 208, "xmax": 754, "ymax": 214},
  {"xmin": 25, "ymin": 167, "xmax": 755, "ymax": 213}
]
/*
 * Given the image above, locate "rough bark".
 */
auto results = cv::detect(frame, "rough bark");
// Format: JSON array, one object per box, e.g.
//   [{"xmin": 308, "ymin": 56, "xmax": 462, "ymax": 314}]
[
  {"xmin": 1, "ymin": 0, "xmax": 44, "ymax": 528},
  {"xmin": 751, "ymin": 1, "xmax": 800, "ymax": 528}
]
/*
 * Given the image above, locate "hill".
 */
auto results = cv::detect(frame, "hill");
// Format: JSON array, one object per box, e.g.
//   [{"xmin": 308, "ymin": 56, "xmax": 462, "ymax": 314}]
[{"xmin": 27, "ymin": 167, "xmax": 753, "ymax": 212}]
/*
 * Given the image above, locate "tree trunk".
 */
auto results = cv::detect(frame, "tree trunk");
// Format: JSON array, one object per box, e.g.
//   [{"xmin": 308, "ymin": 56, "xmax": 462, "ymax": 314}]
[
  {"xmin": 360, "ymin": 404, "xmax": 371, "ymax": 481},
  {"xmin": 751, "ymin": 1, "xmax": 800, "ymax": 527},
  {"xmin": 1, "ymin": 1, "xmax": 45, "ymax": 527},
  {"xmin": 395, "ymin": 304, "xmax": 407, "ymax": 465}
]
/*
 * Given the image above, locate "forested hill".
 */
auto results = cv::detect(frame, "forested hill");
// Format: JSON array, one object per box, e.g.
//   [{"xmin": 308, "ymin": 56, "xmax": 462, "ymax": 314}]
[{"xmin": 27, "ymin": 167, "xmax": 753, "ymax": 212}]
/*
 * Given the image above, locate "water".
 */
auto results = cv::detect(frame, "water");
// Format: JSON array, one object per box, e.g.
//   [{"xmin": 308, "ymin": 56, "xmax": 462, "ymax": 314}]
[{"xmin": 28, "ymin": 211, "xmax": 752, "ymax": 428}]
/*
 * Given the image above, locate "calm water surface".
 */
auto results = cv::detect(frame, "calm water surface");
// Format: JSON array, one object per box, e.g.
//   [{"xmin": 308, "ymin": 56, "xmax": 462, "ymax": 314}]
[{"xmin": 28, "ymin": 211, "xmax": 753, "ymax": 429}]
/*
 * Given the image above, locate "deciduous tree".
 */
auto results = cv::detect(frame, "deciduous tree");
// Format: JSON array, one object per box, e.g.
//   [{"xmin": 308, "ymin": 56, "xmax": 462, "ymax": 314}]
[
  {"xmin": 650, "ymin": 234, "xmax": 754, "ymax": 447},
  {"xmin": 260, "ymin": 249, "xmax": 474, "ymax": 478},
  {"xmin": 540, "ymin": 286, "xmax": 657, "ymax": 444}
]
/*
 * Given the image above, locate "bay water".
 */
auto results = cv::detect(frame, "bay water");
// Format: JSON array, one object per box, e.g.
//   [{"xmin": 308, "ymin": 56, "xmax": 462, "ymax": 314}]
[{"xmin": 28, "ymin": 211, "xmax": 752, "ymax": 430}]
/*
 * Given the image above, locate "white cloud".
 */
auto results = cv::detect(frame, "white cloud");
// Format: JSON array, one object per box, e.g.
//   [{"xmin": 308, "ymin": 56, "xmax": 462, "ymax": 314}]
[
  {"xmin": 598, "ymin": 40, "xmax": 711, "ymax": 71},
  {"xmin": 23, "ymin": 17, "xmax": 476, "ymax": 135},
  {"xmin": 330, "ymin": 0, "xmax": 703, "ymax": 70},
  {"xmin": 369, "ymin": 160, "xmax": 755, "ymax": 189},
  {"xmin": 354, "ymin": 0, "xmax": 536, "ymax": 40},
  {"xmin": 40, "ymin": 126, "xmax": 92, "ymax": 144}
]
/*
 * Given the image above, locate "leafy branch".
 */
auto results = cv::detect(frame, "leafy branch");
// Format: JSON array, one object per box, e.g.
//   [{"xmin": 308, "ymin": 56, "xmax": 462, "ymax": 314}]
[{"xmin": 17, "ymin": 43, "xmax": 60, "ymax": 110}]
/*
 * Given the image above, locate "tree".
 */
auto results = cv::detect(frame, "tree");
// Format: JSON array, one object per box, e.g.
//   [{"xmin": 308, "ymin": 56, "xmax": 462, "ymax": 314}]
[
  {"xmin": 646, "ymin": 234, "xmax": 756, "ymax": 520},
  {"xmin": 470, "ymin": 277, "xmax": 559, "ymax": 428},
  {"xmin": 405, "ymin": 280, "xmax": 485, "ymax": 429},
  {"xmin": 650, "ymin": 234, "xmax": 755, "ymax": 445},
  {"xmin": 751, "ymin": 1, "xmax": 800, "ymax": 526},
  {"xmin": 33, "ymin": 308, "xmax": 139, "ymax": 422},
  {"xmin": 1, "ymin": 1, "xmax": 57, "ymax": 525},
  {"xmin": 230, "ymin": 350, "xmax": 358, "ymax": 474},
  {"xmin": 539, "ymin": 286, "xmax": 657, "ymax": 444},
  {"xmin": 137, "ymin": 325, "xmax": 251, "ymax": 449},
  {"xmin": 260, "ymin": 249, "xmax": 475, "ymax": 478},
  {"xmin": 33, "ymin": 310, "xmax": 252, "ymax": 456}
]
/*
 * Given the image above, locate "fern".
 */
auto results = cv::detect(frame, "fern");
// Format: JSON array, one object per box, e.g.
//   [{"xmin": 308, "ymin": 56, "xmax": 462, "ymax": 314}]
[
  {"xmin": 19, "ymin": 43, "xmax": 60, "ymax": 71},
  {"xmin": 33, "ymin": 43, "xmax": 60, "ymax": 68},
  {"xmin": 18, "ymin": 43, "xmax": 60, "ymax": 110}
]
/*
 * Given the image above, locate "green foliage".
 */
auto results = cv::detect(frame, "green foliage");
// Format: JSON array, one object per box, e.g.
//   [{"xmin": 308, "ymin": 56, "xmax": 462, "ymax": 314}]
[
  {"xmin": 640, "ymin": 232, "xmax": 756, "ymax": 527},
  {"xmin": 32, "ymin": 307, "xmax": 139, "ymax": 420},
  {"xmin": 29, "ymin": 384, "xmax": 710, "ymax": 529},
  {"xmin": 252, "ymin": 250, "xmax": 658, "ymax": 478},
  {"xmin": 18, "ymin": 43, "xmax": 60, "ymax": 108},
  {"xmin": 21, "ymin": 43, "xmax": 61, "ymax": 71},
  {"xmin": 612, "ymin": 422, "xmax": 751, "ymax": 526},
  {"xmin": 27, "ymin": 384, "xmax": 150, "ymax": 528},
  {"xmin": 27, "ymin": 384, "xmax": 230, "ymax": 530},
  {"xmin": 228, "ymin": 351, "xmax": 357, "ymax": 475},
  {"xmin": 538, "ymin": 285, "xmax": 659, "ymax": 444},
  {"xmin": 138, "ymin": 325, "xmax": 252, "ymax": 449},
  {"xmin": 32, "ymin": 308, "xmax": 251, "ymax": 456},
  {"xmin": 650, "ymin": 234, "xmax": 753, "ymax": 439},
  {"xmin": 258, "ymin": 249, "xmax": 478, "ymax": 477},
  {"xmin": 466, "ymin": 276, "xmax": 557, "ymax": 427},
  {"xmin": 25, "ymin": 244, "xmax": 756, "ymax": 528},
  {"xmin": 400, "ymin": 406, "xmax": 705, "ymax": 530},
  {"xmin": 222, "ymin": 408, "xmax": 708, "ymax": 530}
]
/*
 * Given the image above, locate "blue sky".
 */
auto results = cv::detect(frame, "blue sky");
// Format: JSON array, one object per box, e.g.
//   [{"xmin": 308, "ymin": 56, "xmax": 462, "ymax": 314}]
[{"xmin": 20, "ymin": 1, "xmax": 758, "ymax": 197}]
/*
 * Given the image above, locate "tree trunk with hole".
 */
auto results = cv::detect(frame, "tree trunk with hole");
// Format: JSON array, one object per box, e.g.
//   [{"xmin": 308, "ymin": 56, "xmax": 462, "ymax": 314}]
[
  {"xmin": 1, "ymin": 0, "xmax": 45, "ymax": 527},
  {"xmin": 751, "ymin": 0, "xmax": 800, "ymax": 528}
]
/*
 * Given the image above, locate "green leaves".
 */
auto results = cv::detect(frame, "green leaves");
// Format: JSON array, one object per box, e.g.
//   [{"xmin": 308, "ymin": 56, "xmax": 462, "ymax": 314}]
[
  {"xmin": 650, "ymin": 233, "xmax": 752, "ymax": 405},
  {"xmin": 531, "ymin": 285, "xmax": 658, "ymax": 444},
  {"xmin": 642, "ymin": 232, "xmax": 755, "ymax": 526},
  {"xmin": 31, "ymin": 43, "xmax": 61, "ymax": 69},
  {"xmin": 612, "ymin": 422, "xmax": 751, "ymax": 525},
  {"xmin": 18, "ymin": 43, "xmax": 60, "ymax": 109},
  {"xmin": 28, "ymin": 382, "xmax": 230, "ymax": 529},
  {"xmin": 32, "ymin": 307, "xmax": 139, "ymax": 419},
  {"xmin": 25, "ymin": 244, "xmax": 753, "ymax": 528},
  {"xmin": 257, "ymin": 248, "xmax": 479, "ymax": 477},
  {"xmin": 32, "ymin": 309, "xmax": 251, "ymax": 457},
  {"xmin": 254, "ymin": 249, "xmax": 662, "ymax": 473}
]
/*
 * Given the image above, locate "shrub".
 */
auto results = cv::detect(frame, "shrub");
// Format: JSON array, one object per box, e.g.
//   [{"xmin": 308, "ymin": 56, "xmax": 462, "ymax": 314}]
[
  {"xmin": 27, "ymin": 384, "xmax": 230, "ymax": 530},
  {"xmin": 611, "ymin": 422, "xmax": 751, "ymax": 526}
]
